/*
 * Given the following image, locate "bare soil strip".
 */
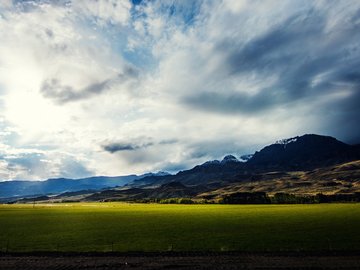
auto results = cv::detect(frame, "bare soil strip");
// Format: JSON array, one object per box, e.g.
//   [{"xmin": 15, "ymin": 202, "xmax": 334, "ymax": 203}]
[{"xmin": 0, "ymin": 252, "xmax": 359, "ymax": 270}]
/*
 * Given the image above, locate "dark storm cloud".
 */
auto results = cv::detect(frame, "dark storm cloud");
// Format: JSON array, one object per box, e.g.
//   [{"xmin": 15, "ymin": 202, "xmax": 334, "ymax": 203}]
[
  {"xmin": 102, "ymin": 141, "xmax": 155, "ymax": 153},
  {"xmin": 314, "ymin": 88, "xmax": 360, "ymax": 144},
  {"xmin": 223, "ymin": 11, "xmax": 325, "ymax": 75},
  {"xmin": 40, "ymin": 78, "xmax": 111, "ymax": 104},
  {"xmin": 103, "ymin": 143, "xmax": 136, "ymax": 153},
  {"xmin": 102, "ymin": 138, "xmax": 178, "ymax": 154},
  {"xmin": 183, "ymin": 8, "xmax": 360, "ymax": 142},
  {"xmin": 184, "ymin": 90, "xmax": 282, "ymax": 115},
  {"xmin": 40, "ymin": 67, "xmax": 139, "ymax": 104}
]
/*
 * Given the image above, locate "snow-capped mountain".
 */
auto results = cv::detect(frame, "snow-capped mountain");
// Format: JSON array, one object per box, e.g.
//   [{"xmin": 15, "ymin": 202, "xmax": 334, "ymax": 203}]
[{"xmin": 153, "ymin": 134, "xmax": 360, "ymax": 186}]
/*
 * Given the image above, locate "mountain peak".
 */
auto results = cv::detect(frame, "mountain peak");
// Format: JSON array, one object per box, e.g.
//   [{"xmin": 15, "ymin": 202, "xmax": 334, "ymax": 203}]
[
  {"xmin": 248, "ymin": 134, "xmax": 356, "ymax": 170},
  {"xmin": 202, "ymin": 160, "xmax": 220, "ymax": 166},
  {"xmin": 221, "ymin": 155, "xmax": 239, "ymax": 163}
]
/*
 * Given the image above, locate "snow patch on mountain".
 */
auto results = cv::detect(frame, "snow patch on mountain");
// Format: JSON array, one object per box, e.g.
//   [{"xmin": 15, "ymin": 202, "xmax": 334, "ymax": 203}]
[{"xmin": 275, "ymin": 137, "xmax": 299, "ymax": 145}]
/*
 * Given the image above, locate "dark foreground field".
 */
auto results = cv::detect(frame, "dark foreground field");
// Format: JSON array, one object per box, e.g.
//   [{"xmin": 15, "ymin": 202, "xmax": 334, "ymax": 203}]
[{"xmin": 1, "ymin": 252, "xmax": 360, "ymax": 269}]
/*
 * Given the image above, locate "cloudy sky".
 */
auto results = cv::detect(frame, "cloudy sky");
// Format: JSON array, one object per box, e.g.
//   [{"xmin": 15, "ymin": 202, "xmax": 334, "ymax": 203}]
[{"xmin": 0, "ymin": 0, "xmax": 359, "ymax": 180}]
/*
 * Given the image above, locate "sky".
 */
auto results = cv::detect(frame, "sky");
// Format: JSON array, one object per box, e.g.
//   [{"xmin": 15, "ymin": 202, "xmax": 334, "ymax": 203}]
[{"xmin": 0, "ymin": 0, "xmax": 360, "ymax": 180}]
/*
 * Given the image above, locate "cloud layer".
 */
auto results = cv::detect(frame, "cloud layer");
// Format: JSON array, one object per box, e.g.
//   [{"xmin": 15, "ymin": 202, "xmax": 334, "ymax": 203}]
[{"xmin": 0, "ymin": 0, "xmax": 359, "ymax": 180}]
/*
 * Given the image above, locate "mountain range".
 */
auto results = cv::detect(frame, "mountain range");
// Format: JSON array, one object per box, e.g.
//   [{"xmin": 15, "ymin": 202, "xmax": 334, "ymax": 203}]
[
  {"xmin": 130, "ymin": 134, "xmax": 360, "ymax": 188},
  {"xmin": 2, "ymin": 134, "xmax": 360, "ymax": 202},
  {"xmin": 0, "ymin": 172, "xmax": 170, "ymax": 200}
]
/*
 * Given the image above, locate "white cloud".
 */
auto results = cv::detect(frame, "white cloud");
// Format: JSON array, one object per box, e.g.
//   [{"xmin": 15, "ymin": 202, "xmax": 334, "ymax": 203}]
[
  {"xmin": 0, "ymin": 0, "xmax": 359, "ymax": 180},
  {"xmin": 73, "ymin": 0, "xmax": 131, "ymax": 26},
  {"xmin": 0, "ymin": 0, "xmax": 12, "ymax": 9}
]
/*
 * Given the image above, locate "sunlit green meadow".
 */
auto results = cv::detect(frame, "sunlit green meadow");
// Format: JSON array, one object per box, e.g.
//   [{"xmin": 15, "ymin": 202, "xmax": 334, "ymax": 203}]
[{"xmin": 0, "ymin": 203, "xmax": 359, "ymax": 252}]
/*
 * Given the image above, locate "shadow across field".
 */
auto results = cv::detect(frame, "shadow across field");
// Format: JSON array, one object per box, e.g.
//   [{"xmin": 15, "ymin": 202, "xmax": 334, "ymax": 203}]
[{"xmin": 0, "ymin": 251, "xmax": 360, "ymax": 270}]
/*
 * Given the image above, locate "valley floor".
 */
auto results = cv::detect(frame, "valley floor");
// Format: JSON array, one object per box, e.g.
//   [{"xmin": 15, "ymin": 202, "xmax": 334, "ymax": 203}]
[{"xmin": 1, "ymin": 203, "xmax": 360, "ymax": 253}]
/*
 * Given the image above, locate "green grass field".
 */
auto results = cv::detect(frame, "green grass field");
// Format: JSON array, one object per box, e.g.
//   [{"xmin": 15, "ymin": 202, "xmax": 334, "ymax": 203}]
[{"xmin": 0, "ymin": 203, "xmax": 359, "ymax": 252}]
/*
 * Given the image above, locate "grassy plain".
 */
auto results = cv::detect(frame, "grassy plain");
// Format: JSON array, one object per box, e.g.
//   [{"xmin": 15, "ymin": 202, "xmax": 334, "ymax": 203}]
[{"xmin": 0, "ymin": 203, "xmax": 359, "ymax": 252}]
